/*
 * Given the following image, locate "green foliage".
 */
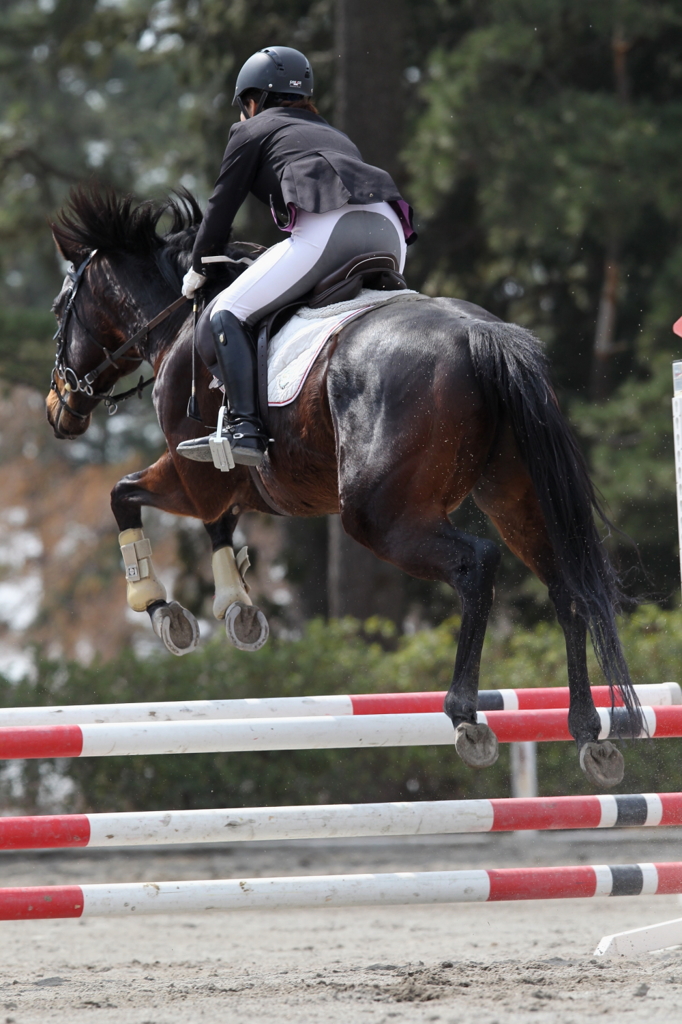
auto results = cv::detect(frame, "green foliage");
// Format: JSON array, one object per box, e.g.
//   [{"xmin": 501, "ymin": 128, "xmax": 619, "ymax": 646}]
[
  {"xmin": 3, "ymin": 609, "xmax": 682, "ymax": 815},
  {"xmin": 574, "ymin": 354, "xmax": 679, "ymax": 597},
  {"xmin": 404, "ymin": 0, "xmax": 682, "ymax": 603},
  {"xmin": 0, "ymin": 307, "xmax": 55, "ymax": 389}
]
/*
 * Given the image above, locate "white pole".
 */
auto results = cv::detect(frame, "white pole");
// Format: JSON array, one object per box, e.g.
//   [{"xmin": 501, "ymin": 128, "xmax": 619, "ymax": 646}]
[
  {"xmin": 510, "ymin": 741, "xmax": 538, "ymax": 799},
  {"xmin": 83, "ymin": 800, "xmax": 497, "ymax": 846},
  {"xmin": 596, "ymin": 917, "xmax": 682, "ymax": 957},
  {"xmin": 510, "ymin": 740, "xmax": 538, "ymax": 838},
  {"xmin": 672, "ymin": 361, "xmax": 682, "ymax": 592}
]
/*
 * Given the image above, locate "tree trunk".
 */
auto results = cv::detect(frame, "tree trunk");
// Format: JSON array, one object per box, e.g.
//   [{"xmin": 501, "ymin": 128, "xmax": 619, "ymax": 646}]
[
  {"xmin": 612, "ymin": 24, "xmax": 632, "ymax": 104},
  {"xmin": 590, "ymin": 23, "xmax": 631, "ymax": 401},
  {"xmin": 327, "ymin": 0, "xmax": 407, "ymax": 624},
  {"xmin": 327, "ymin": 516, "xmax": 405, "ymax": 622},
  {"xmin": 590, "ymin": 241, "xmax": 620, "ymax": 402},
  {"xmin": 334, "ymin": 0, "xmax": 406, "ymax": 179}
]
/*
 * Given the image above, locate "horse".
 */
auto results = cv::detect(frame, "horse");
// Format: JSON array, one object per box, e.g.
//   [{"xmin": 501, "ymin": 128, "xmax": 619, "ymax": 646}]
[{"xmin": 45, "ymin": 187, "xmax": 642, "ymax": 788}]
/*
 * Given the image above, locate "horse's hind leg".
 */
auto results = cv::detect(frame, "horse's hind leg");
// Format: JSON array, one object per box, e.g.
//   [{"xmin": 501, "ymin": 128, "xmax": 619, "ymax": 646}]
[
  {"xmin": 204, "ymin": 512, "xmax": 269, "ymax": 653},
  {"xmin": 342, "ymin": 505, "xmax": 502, "ymax": 769},
  {"xmin": 441, "ymin": 528, "xmax": 501, "ymax": 767},
  {"xmin": 547, "ymin": 580, "xmax": 624, "ymax": 786},
  {"xmin": 473, "ymin": 430, "xmax": 624, "ymax": 787}
]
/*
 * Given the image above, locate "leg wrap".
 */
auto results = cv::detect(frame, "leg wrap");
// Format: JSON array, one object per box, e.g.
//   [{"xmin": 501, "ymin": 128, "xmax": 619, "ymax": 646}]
[
  {"xmin": 119, "ymin": 528, "xmax": 167, "ymax": 612},
  {"xmin": 212, "ymin": 545, "xmax": 252, "ymax": 620}
]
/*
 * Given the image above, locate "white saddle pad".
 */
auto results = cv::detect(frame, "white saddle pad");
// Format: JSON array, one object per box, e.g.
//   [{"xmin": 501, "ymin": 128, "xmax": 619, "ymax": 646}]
[{"xmin": 267, "ymin": 288, "xmax": 417, "ymax": 406}]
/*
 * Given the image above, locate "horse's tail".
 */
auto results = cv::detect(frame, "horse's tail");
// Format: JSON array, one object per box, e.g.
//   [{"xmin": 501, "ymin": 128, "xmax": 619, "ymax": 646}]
[{"xmin": 466, "ymin": 318, "xmax": 641, "ymax": 736}]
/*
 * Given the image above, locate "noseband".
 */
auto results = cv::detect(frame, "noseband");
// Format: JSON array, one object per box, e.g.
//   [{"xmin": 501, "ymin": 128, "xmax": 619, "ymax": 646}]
[{"xmin": 51, "ymin": 250, "xmax": 187, "ymax": 418}]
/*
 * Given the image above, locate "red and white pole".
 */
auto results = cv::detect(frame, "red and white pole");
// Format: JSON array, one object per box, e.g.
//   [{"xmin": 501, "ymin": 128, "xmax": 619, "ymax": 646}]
[
  {"xmin": 1, "ymin": 792, "xmax": 680, "ymax": 851},
  {"xmin": 2, "ymin": 862, "xmax": 681, "ymax": 920},
  {"xmin": 0, "ymin": 705, "xmax": 676, "ymax": 760},
  {"xmin": 0, "ymin": 682, "xmax": 677, "ymax": 728}
]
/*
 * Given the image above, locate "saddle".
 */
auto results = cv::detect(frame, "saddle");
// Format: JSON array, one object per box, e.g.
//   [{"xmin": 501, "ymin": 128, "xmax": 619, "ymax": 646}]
[
  {"xmin": 308, "ymin": 251, "xmax": 407, "ymax": 308},
  {"xmin": 196, "ymin": 250, "xmax": 408, "ymax": 422},
  {"xmin": 255, "ymin": 251, "xmax": 407, "ymax": 419}
]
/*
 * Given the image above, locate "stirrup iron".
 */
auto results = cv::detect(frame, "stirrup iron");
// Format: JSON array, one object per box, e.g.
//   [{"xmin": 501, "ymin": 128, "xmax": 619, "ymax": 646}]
[{"xmin": 209, "ymin": 405, "xmax": 235, "ymax": 472}]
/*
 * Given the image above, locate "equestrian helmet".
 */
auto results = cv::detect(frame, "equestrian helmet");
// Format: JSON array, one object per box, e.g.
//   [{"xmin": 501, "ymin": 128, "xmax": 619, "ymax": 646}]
[{"xmin": 233, "ymin": 46, "xmax": 314, "ymax": 104}]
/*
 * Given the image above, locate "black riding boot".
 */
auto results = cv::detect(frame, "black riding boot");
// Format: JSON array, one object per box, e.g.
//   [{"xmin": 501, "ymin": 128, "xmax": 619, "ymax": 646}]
[{"xmin": 178, "ymin": 310, "xmax": 269, "ymax": 468}]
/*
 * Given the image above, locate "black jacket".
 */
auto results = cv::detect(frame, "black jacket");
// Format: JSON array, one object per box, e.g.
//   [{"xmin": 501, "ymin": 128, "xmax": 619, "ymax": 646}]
[{"xmin": 191, "ymin": 107, "xmax": 415, "ymax": 272}]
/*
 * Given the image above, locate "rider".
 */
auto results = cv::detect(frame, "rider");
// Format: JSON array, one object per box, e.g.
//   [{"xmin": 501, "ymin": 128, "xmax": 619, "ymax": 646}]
[{"xmin": 177, "ymin": 45, "xmax": 416, "ymax": 468}]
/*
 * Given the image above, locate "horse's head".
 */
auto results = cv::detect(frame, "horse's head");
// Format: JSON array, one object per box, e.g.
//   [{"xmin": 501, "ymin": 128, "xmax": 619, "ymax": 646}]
[
  {"xmin": 46, "ymin": 187, "xmax": 264, "ymax": 439},
  {"xmin": 46, "ymin": 188, "xmax": 202, "ymax": 439},
  {"xmin": 47, "ymin": 248, "xmax": 118, "ymax": 438}
]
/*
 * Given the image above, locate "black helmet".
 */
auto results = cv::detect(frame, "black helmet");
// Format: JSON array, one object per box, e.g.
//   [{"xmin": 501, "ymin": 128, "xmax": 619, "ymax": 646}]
[{"xmin": 233, "ymin": 46, "xmax": 313, "ymax": 116}]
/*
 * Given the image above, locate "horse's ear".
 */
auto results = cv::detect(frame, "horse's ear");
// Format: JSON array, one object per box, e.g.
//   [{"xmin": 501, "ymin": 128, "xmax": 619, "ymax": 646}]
[{"xmin": 51, "ymin": 224, "xmax": 87, "ymax": 265}]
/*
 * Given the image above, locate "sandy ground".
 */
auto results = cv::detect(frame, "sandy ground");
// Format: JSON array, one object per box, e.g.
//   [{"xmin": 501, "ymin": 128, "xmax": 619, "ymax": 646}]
[{"xmin": 2, "ymin": 830, "xmax": 682, "ymax": 1023}]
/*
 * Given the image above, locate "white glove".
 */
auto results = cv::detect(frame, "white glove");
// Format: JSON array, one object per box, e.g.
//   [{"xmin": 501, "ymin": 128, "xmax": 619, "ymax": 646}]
[{"xmin": 182, "ymin": 268, "xmax": 207, "ymax": 299}]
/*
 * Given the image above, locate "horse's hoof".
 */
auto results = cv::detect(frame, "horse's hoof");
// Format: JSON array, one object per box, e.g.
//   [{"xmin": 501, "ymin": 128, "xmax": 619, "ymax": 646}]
[
  {"xmin": 579, "ymin": 740, "xmax": 624, "ymax": 788},
  {"xmin": 454, "ymin": 722, "xmax": 499, "ymax": 768},
  {"xmin": 150, "ymin": 601, "xmax": 200, "ymax": 657},
  {"xmin": 225, "ymin": 601, "xmax": 269, "ymax": 652}
]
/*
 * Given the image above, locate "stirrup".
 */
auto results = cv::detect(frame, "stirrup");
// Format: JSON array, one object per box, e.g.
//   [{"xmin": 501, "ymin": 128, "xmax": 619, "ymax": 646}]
[{"xmin": 209, "ymin": 405, "xmax": 236, "ymax": 472}]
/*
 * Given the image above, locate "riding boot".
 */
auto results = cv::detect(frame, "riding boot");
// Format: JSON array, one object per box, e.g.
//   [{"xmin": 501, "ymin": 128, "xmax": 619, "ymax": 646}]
[{"xmin": 177, "ymin": 310, "xmax": 269, "ymax": 468}]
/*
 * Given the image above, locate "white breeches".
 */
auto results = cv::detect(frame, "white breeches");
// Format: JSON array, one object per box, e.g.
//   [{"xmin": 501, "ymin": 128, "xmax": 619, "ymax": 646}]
[{"xmin": 211, "ymin": 201, "xmax": 406, "ymax": 326}]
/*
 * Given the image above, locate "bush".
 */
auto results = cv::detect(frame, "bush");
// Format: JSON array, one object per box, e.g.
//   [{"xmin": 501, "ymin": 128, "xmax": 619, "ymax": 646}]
[{"xmin": 2, "ymin": 608, "xmax": 682, "ymax": 814}]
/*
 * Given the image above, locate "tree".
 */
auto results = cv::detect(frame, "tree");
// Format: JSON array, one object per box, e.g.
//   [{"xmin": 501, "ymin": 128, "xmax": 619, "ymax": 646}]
[
  {"xmin": 405, "ymin": 0, "xmax": 682, "ymax": 605},
  {"xmin": 5, "ymin": 0, "xmax": 682, "ymax": 641},
  {"xmin": 325, "ymin": 0, "xmax": 410, "ymax": 623}
]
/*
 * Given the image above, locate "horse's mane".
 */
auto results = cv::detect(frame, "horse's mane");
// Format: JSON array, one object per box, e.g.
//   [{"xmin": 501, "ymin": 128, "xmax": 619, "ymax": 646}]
[{"xmin": 52, "ymin": 186, "xmax": 262, "ymax": 292}]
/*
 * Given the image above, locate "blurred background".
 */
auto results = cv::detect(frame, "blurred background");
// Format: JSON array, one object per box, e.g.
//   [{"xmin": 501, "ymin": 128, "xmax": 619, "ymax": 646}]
[{"xmin": 1, "ymin": 0, "xmax": 682, "ymax": 812}]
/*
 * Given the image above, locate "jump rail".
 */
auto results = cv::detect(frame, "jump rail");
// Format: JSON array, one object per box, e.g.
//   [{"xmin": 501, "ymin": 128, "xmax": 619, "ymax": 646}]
[
  {"xmin": 2, "ymin": 793, "xmax": 681, "ymax": 850},
  {"xmin": 0, "ymin": 705, "xmax": 680, "ymax": 760},
  {"xmin": 0, "ymin": 682, "xmax": 677, "ymax": 727},
  {"xmin": 596, "ymin": 363, "xmax": 682, "ymax": 959},
  {"xmin": 2, "ymin": 862, "xmax": 681, "ymax": 920}
]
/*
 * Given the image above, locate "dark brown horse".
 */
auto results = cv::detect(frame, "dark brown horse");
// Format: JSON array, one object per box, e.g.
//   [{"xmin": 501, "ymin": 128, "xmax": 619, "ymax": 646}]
[{"xmin": 46, "ymin": 189, "xmax": 642, "ymax": 787}]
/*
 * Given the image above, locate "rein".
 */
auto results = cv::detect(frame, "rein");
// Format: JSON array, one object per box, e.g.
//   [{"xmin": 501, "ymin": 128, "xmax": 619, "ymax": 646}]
[{"xmin": 51, "ymin": 250, "xmax": 188, "ymax": 416}]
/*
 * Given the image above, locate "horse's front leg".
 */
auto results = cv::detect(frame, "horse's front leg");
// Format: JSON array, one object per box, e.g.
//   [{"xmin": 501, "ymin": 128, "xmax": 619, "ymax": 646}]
[
  {"xmin": 204, "ymin": 513, "xmax": 269, "ymax": 652},
  {"xmin": 110, "ymin": 453, "xmax": 203, "ymax": 656}
]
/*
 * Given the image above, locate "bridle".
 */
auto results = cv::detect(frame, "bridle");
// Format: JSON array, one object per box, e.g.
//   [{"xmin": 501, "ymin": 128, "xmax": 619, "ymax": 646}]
[{"xmin": 51, "ymin": 249, "xmax": 187, "ymax": 419}]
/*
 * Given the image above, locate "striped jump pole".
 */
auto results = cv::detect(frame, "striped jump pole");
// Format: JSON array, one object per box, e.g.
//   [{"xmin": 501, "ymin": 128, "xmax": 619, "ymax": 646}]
[
  {"xmin": 2, "ymin": 793, "xmax": 682, "ymax": 851},
  {"xmin": 596, "ymin": 361, "xmax": 682, "ymax": 959},
  {"xmin": 0, "ymin": 682, "xmax": 677, "ymax": 727},
  {"xmin": 0, "ymin": 705, "xmax": 680, "ymax": 760},
  {"xmin": 3, "ymin": 862, "xmax": 682, "ymax": 920}
]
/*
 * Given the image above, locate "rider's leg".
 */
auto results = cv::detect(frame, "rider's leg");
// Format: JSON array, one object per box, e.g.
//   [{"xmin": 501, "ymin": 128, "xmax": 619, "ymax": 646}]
[
  {"xmin": 178, "ymin": 203, "xmax": 405, "ymax": 467},
  {"xmin": 210, "ymin": 310, "xmax": 268, "ymax": 466}
]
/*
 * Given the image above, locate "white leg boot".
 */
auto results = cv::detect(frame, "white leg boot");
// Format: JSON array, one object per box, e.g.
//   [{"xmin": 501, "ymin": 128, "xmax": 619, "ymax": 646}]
[
  {"xmin": 119, "ymin": 528, "xmax": 200, "ymax": 656},
  {"xmin": 212, "ymin": 545, "xmax": 269, "ymax": 652},
  {"xmin": 119, "ymin": 528, "xmax": 167, "ymax": 611}
]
